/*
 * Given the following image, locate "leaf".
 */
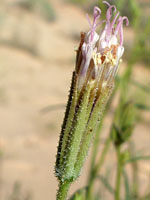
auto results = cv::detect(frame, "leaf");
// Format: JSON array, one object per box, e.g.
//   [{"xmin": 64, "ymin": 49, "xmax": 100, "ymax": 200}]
[
  {"xmin": 126, "ymin": 155, "xmax": 150, "ymax": 164},
  {"xmin": 69, "ymin": 187, "xmax": 87, "ymax": 200},
  {"xmin": 139, "ymin": 193, "xmax": 150, "ymax": 200},
  {"xmin": 123, "ymin": 170, "xmax": 131, "ymax": 200},
  {"xmin": 131, "ymin": 80, "xmax": 150, "ymax": 94},
  {"xmin": 134, "ymin": 103, "xmax": 150, "ymax": 111},
  {"xmin": 97, "ymin": 175, "xmax": 115, "ymax": 195},
  {"xmin": 94, "ymin": 191, "xmax": 103, "ymax": 200}
]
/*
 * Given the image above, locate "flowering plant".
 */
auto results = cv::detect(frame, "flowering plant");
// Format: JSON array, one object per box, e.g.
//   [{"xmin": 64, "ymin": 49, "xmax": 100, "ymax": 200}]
[{"xmin": 55, "ymin": 2, "xmax": 129, "ymax": 200}]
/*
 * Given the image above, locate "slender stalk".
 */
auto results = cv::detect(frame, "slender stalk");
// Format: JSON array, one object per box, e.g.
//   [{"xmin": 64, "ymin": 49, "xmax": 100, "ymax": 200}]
[
  {"xmin": 87, "ymin": 136, "xmax": 111, "ymax": 200},
  {"xmin": 95, "ymin": 137, "xmax": 111, "ymax": 177},
  {"xmin": 57, "ymin": 181, "xmax": 71, "ymax": 200},
  {"xmin": 129, "ymin": 142, "xmax": 139, "ymax": 198},
  {"xmin": 115, "ymin": 146, "xmax": 123, "ymax": 200},
  {"xmin": 86, "ymin": 124, "xmax": 102, "ymax": 200}
]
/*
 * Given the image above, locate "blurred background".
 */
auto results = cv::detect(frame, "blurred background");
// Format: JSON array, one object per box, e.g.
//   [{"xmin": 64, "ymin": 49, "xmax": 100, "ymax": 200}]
[{"xmin": 0, "ymin": 0, "xmax": 149, "ymax": 199}]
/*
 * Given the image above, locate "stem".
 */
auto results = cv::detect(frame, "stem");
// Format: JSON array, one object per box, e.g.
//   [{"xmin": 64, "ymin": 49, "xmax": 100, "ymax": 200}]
[
  {"xmin": 115, "ymin": 146, "xmax": 123, "ymax": 200},
  {"xmin": 87, "ymin": 136, "xmax": 111, "ymax": 200},
  {"xmin": 57, "ymin": 181, "xmax": 71, "ymax": 200},
  {"xmin": 86, "ymin": 122, "xmax": 103, "ymax": 200},
  {"xmin": 129, "ymin": 142, "xmax": 139, "ymax": 198},
  {"xmin": 94, "ymin": 137, "xmax": 111, "ymax": 177}
]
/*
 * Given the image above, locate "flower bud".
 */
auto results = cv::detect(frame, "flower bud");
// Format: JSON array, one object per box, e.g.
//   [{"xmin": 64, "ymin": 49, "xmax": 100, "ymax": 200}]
[{"xmin": 55, "ymin": 1, "xmax": 129, "ymax": 183}]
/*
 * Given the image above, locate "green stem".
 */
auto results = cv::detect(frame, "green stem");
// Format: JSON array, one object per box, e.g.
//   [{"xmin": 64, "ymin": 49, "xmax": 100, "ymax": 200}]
[
  {"xmin": 95, "ymin": 137, "xmax": 111, "ymax": 177},
  {"xmin": 87, "ymin": 136, "xmax": 111, "ymax": 200},
  {"xmin": 86, "ymin": 132, "xmax": 101, "ymax": 200},
  {"xmin": 115, "ymin": 146, "xmax": 123, "ymax": 200},
  {"xmin": 86, "ymin": 177, "xmax": 94, "ymax": 200},
  {"xmin": 57, "ymin": 181, "xmax": 71, "ymax": 200},
  {"xmin": 129, "ymin": 142, "xmax": 139, "ymax": 198}
]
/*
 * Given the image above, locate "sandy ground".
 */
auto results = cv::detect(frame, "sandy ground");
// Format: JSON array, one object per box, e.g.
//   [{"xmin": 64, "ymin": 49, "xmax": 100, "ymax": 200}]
[{"xmin": 0, "ymin": 0, "xmax": 150, "ymax": 200}]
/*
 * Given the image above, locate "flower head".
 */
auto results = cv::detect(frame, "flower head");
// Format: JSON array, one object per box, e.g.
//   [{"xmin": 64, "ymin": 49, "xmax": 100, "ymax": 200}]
[
  {"xmin": 55, "ymin": 2, "xmax": 129, "ymax": 188},
  {"xmin": 76, "ymin": 1, "xmax": 129, "ymax": 95}
]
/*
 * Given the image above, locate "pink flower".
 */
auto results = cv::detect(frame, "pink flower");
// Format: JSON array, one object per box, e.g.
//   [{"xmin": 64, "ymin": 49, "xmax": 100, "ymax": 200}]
[{"xmin": 76, "ymin": 1, "xmax": 129, "ymax": 92}]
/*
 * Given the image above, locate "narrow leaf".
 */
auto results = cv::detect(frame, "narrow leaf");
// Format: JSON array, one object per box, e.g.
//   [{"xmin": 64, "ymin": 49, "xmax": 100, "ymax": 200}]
[
  {"xmin": 123, "ymin": 170, "xmax": 131, "ymax": 200},
  {"xmin": 134, "ymin": 103, "xmax": 150, "ymax": 111},
  {"xmin": 131, "ymin": 80, "xmax": 150, "ymax": 94},
  {"xmin": 97, "ymin": 175, "xmax": 115, "ymax": 195},
  {"xmin": 126, "ymin": 155, "xmax": 150, "ymax": 164}
]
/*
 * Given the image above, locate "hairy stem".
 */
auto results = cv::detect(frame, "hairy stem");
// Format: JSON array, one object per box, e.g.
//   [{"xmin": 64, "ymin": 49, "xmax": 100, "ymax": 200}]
[{"xmin": 57, "ymin": 181, "xmax": 71, "ymax": 200}]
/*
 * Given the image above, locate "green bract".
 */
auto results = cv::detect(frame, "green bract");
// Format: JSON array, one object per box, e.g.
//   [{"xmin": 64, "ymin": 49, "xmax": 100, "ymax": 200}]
[{"xmin": 55, "ymin": 72, "xmax": 112, "ymax": 182}]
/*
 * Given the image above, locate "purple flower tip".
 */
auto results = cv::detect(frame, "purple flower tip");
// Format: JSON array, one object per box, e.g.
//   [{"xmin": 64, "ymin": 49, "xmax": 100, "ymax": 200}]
[
  {"xmin": 86, "ymin": 6, "xmax": 101, "ymax": 42},
  {"xmin": 86, "ymin": 1, "xmax": 129, "ymax": 47},
  {"xmin": 76, "ymin": 1, "xmax": 129, "ymax": 90},
  {"xmin": 93, "ymin": 6, "xmax": 101, "ymax": 20}
]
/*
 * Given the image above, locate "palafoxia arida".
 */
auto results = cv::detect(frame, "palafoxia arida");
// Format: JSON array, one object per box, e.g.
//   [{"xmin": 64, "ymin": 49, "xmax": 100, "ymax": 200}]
[{"xmin": 55, "ymin": 1, "xmax": 129, "ymax": 200}]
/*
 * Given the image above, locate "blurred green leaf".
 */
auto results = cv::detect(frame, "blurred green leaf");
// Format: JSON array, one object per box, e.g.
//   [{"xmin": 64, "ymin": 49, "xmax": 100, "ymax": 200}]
[
  {"xmin": 38, "ymin": 0, "xmax": 56, "ymax": 22},
  {"xmin": 131, "ymin": 80, "xmax": 150, "ymax": 94},
  {"xmin": 16, "ymin": 0, "xmax": 56, "ymax": 22},
  {"xmin": 111, "ymin": 101, "xmax": 136, "ymax": 146},
  {"xmin": 123, "ymin": 170, "xmax": 131, "ymax": 200},
  {"xmin": 131, "ymin": 16, "xmax": 150, "ymax": 66},
  {"xmin": 139, "ymin": 193, "xmax": 150, "ymax": 200},
  {"xmin": 69, "ymin": 187, "xmax": 87, "ymax": 200},
  {"xmin": 129, "ymin": 142, "xmax": 140, "ymax": 199},
  {"xmin": 126, "ymin": 155, "xmax": 150, "ymax": 164},
  {"xmin": 134, "ymin": 104, "xmax": 150, "ymax": 111},
  {"xmin": 97, "ymin": 175, "xmax": 115, "ymax": 195},
  {"xmin": 67, "ymin": 0, "xmax": 86, "ymax": 6}
]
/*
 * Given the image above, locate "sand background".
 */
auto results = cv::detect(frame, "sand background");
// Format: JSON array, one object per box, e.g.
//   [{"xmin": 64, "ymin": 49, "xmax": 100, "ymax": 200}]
[{"xmin": 0, "ymin": 0, "xmax": 149, "ymax": 199}]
